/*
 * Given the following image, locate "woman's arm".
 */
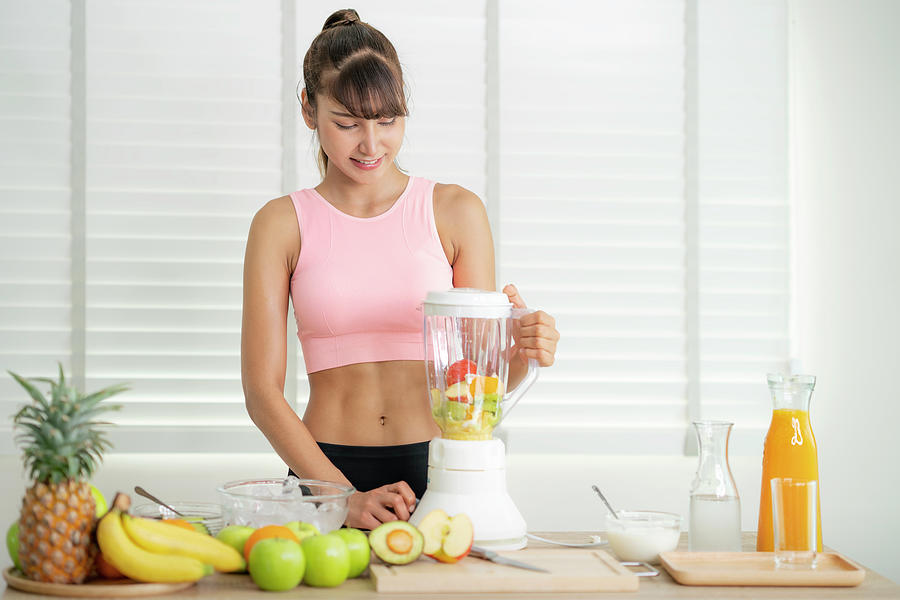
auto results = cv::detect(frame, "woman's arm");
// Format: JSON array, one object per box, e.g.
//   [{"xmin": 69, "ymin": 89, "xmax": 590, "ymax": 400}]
[
  {"xmin": 241, "ymin": 197, "xmax": 416, "ymax": 529},
  {"xmin": 434, "ymin": 185, "xmax": 559, "ymax": 382},
  {"xmin": 241, "ymin": 197, "xmax": 348, "ymax": 484}
]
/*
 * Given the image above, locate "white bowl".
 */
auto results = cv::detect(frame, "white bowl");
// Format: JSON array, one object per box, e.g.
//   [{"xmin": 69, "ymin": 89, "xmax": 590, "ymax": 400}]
[{"xmin": 606, "ymin": 510, "xmax": 682, "ymax": 563}]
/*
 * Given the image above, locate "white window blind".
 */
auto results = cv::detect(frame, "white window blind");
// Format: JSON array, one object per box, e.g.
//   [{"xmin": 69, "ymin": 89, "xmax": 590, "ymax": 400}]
[
  {"xmin": 0, "ymin": 1, "xmax": 72, "ymax": 454},
  {"xmin": 696, "ymin": 0, "xmax": 789, "ymax": 440},
  {"xmin": 494, "ymin": 0, "xmax": 789, "ymax": 454},
  {"xmin": 83, "ymin": 0, "xmax": 282, "ymax": 451},
  {"xmin": 1, "ymin": 0, "xmax": 788, "ymax": 456}
]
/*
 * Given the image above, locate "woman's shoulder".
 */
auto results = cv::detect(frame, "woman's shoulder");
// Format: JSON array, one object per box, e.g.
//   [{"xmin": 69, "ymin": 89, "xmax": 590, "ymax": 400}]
[
  {"xmin": 433, "ymin": 183, "xmax": 486, "ymax": 222},
  {"xmin": 248, "ymin": 194, "xmax": 300, "ymax": 245}
]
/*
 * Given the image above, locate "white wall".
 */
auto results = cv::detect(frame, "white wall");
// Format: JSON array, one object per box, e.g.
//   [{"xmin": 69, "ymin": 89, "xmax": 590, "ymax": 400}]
[{"xmin": 791, "ymin": 0, "xmax": 900, "ymax": 585}]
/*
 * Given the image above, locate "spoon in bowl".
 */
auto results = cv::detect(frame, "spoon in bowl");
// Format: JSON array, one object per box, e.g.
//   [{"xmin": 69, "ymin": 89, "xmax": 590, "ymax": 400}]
[
  {"xmin": 591, "ymin": 484, "xmax": 621, "ymax": 520},
  {"xmin": 134, "ymin": 486, "xmax": 185, "ymax": 517}
]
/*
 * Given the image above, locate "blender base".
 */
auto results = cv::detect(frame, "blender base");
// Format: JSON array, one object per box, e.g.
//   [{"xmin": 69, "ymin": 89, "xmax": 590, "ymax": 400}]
[{"xmin": 409, "ymin": 437, "xmax": 527, "ymax": 551}]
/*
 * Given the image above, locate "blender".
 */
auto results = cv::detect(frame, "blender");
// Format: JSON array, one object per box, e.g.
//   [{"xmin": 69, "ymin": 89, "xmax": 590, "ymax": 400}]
[{"xmin": 409, "ymin": 288, "xmax": 539, "ymax": 550}]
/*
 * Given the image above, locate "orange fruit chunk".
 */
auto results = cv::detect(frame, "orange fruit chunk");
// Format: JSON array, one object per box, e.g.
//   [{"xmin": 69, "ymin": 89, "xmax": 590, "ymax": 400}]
[
  {"xmin": 163, "ymin": 519, "xmax": 196, "ymax": 532},
  {"xmin": 469, "ymin": 376, "xmax": 500, "ymax": 396}
]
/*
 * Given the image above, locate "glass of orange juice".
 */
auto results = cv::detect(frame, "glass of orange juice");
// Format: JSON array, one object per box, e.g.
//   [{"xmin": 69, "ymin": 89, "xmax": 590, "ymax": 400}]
[{"xmin": 771, "ymin": 478, "xmax": 818, "ymax": 568}]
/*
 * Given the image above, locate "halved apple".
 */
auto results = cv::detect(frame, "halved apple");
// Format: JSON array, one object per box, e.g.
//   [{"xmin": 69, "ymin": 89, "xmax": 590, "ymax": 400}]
[{"xmin": 418, "ymin": 509, "xmax": 474, "ymax": 564}]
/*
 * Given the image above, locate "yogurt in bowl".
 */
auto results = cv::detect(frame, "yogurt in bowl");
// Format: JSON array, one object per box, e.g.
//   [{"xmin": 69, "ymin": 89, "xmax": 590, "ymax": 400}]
[{"xmin": 606, "ymin": 510, "xmax": 682, "ymax": 563}]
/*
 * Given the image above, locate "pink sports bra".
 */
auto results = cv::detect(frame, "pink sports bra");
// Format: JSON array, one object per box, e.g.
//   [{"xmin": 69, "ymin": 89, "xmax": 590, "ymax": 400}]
[{"xmin": 289, "ymin": 176, "xmax": 453, "ymax": 374}]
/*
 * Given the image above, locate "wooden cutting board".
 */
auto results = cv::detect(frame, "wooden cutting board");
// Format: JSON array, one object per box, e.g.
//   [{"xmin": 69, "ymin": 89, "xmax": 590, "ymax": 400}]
[
  {"xmin": 659, "ymin": 551, "xmax": 866, "ymax": 587},
  {"xmin": 369, "ymin": 548, "xmax": 638, "ymax": 593}
]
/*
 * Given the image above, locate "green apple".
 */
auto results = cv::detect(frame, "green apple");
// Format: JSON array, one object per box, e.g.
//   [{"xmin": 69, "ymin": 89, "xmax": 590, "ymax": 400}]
[
  {"xmin": 248, "ymin": 537, "xmax": 305, "ymax": 591},
  {"xmin": 216, "ymin": 525, "xmax": 255, "ymax": 572},
  {"xmin": 6, "ymin": 521, "xmax": 22, "ymax": 571},
  {"xmin": 284, "ymin": 520, "xmax": 319, "ymax": 543},
  {"xmin": 334, "ymin": 528, "xmax": 370, "ymax": 578},
  {"xmin": 301, "ymin": 532, "xmax": 350, "ymax": 587},
  {"xmin": 90, "ymin": 484, "xmax": 107, "ymax": 518}
]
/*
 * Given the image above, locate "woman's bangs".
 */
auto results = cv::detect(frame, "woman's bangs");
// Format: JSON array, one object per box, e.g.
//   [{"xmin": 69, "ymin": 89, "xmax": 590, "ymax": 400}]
[{"xmin": 328, "ymin": 53, "xmax": 407, "ymax": 120}]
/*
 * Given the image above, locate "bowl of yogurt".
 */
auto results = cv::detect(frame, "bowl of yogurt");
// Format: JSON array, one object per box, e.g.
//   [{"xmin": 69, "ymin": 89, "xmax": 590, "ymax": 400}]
[{"xmin": 606, "ymin": 510, "xmax": 682, "ymax": 563}]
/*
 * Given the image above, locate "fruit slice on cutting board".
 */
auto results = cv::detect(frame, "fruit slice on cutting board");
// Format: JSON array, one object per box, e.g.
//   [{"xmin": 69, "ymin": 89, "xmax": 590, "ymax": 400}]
[
  {"xmin": 418, "ymin": 509, "xmax": 474, "ymax": 564},
  {"xmin": 369, "ymin": 521, "xmax": 424, "ymax": 565}
]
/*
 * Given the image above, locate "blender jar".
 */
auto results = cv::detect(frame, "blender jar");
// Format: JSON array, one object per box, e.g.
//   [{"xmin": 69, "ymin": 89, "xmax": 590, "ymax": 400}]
[{"xmin": 423, "ymin": 288, "xmax": 538, "ymax": 440}]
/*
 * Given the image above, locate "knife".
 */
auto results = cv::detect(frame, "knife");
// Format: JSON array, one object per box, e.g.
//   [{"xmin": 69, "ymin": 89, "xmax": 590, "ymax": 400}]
[{"xmin": 468, "ymin": 546, "xmax": 550, "ymax": 573}]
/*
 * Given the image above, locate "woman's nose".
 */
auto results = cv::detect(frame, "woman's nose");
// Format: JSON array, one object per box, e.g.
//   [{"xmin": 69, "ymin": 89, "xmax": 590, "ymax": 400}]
[{"xmin": 358, "ymin": 123, "xmax": 378, "ymax": 156}]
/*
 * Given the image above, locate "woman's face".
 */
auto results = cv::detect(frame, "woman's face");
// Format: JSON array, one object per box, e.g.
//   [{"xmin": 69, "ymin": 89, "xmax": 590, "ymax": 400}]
[{"xmin": 304, "ymin": 92, "xmax": 406, "ymax": 184}]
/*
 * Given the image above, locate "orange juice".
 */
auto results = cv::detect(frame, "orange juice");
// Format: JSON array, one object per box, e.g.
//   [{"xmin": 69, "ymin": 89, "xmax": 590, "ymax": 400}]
[{"xmin": 757, "ymin": 408, "xmax": 823, "ymax": 551}]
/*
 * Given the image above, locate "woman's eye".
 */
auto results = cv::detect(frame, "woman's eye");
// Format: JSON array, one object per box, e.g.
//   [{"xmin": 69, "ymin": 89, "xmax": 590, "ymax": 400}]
[
  {"xmin": 335, "ymin": 122, "xmax": 356, "ymax": 130},
  {"xmin": 379, "ymin": 118, "xmax": 397, "ymax": 126}
]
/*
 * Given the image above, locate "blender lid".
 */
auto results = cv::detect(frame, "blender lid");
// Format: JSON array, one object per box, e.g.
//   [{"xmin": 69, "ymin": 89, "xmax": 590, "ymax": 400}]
[{"xmin": 423, "ymin": 288, "xmax": 512, "ymax": 318}]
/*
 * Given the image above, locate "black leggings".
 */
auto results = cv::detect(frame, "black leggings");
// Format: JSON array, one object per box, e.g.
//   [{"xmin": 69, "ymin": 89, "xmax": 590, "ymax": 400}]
[{"xmin": 287, "ymin": 441, "xmax": 429, "ymax": 499}]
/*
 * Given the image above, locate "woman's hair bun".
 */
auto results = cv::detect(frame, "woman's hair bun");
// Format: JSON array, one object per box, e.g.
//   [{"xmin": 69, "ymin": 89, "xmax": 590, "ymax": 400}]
[{"xmin": 323, "ymin": 9, "xmax": 361, "ymax": 31}]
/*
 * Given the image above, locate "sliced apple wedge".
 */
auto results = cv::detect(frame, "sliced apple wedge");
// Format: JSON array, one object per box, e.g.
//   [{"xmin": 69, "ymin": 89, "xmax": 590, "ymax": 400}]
[
  {"xmin": 418, "ymin": 509, "xmax": 474, "ymax": 564},
  {"xmin": 445, "ymin": 381, "xmax": 471, "ymax": 403}
]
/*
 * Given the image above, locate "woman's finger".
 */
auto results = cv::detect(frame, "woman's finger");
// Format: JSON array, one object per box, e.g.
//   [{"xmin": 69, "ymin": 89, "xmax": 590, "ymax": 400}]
[
  {"xmin": 502, "ymin": 283, "xmax": 527, "ymax": 309},
  {"xmin": 384, "ymin": 481, "xmax": 417, "ymax": 510},
  {"xmin": 388, "ymin": 494, "xmax": 411, "ymax": 521}
]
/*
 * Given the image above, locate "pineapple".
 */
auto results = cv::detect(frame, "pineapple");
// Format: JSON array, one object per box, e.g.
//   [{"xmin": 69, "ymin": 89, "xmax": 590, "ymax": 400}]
[{"xmin": 9, "ymin": 364, "xmax": 127, "ymax": 583}]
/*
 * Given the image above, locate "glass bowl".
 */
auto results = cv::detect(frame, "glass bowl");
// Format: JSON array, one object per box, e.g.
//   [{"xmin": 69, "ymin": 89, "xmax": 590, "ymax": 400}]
[
  {"xmin": 217, "ymin": 477, "xmax": 354, "ymax": 533},
  {"xmin": 605, "ymin": 510, "xmax": 682, "ymax": 563},
  {"xmin": 131, "ymin": 502, "xmax": 225, "ymax": 537}
]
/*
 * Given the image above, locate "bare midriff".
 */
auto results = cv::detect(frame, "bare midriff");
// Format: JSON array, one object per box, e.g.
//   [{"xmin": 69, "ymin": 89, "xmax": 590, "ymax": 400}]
[{"xmin": 302, "ymin": 360, "xmax": 441, "ymax": 446}]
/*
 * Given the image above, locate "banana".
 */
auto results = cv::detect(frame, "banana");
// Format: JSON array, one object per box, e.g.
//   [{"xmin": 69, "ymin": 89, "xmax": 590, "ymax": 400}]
[
  {"xmin": 122, "ymin": 514, "xmax": 246, "ymax": 573},
  {"xmin": 97, "ymin": 508, "xmax": 211, "ymax": 583}
]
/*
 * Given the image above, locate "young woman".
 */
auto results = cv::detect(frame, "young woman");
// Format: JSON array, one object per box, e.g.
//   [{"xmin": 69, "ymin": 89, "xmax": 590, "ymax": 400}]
[{"xmin": 241, "ymin": 9, "xmax": 560, "ymax": 530}]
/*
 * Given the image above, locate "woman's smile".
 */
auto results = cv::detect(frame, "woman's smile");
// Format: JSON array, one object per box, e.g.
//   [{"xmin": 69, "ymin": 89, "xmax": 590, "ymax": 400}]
[{"xmin": 351, "ymin": 155, "xmax": 384, "ymax": 170}]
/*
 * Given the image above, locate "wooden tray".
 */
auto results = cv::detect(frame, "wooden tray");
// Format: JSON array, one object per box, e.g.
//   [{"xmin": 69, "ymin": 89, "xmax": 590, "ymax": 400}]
[
  {"xmin": 370, "ymin": 547, "xmax": 638, "ymax": 593},
  {"xmin": 659, "ymin": 551, "xmax": 866, "ymax": 587},
  {"xmin": 3, "ymin": 567, "xmax": 198, "ymax": 597}
]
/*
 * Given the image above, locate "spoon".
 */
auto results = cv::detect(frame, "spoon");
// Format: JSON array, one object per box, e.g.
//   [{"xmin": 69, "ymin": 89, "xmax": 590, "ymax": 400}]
[
  {"xmin": 591, "ymin": 484, "xmax": 620, "ymax": 520},
  {"xmin": 134, "ymin": 486, "xmax": 185, "ymax": 517}
]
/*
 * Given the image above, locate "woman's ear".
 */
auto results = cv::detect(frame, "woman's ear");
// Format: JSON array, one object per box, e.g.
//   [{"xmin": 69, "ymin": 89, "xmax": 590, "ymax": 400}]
[{"xmin": 300, "ymin": 88, "xmax": 316, "ymax": 130}]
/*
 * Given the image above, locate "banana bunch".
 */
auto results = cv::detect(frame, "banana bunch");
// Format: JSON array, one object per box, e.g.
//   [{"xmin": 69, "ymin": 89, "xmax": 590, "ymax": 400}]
[{"xmin": 97, "ymin": 493, "xmax": 245, "ymax": 583}]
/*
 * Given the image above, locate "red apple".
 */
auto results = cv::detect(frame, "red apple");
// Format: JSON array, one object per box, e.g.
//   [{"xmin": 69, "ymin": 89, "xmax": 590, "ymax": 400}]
[
  {"xmin": 418, "ymin": 509, "xmax": 474, "ymax": 564},
  {"xmin": 446, "ymin": 359, "xmax": 477, "ymax": 386}
]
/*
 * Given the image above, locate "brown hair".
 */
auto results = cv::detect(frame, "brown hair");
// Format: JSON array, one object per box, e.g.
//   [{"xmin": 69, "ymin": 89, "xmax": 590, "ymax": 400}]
[{"xmin": 302, "ymin": 9, "xmax": 408, "ymax": 177}]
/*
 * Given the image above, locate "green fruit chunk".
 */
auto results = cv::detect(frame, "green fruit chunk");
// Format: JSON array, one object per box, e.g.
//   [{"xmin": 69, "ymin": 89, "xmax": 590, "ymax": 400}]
[
  {"xmin": 482, "ymin": 393, "xmax": 500, "ymax": 413},
  {"xmin": 445, "ymin": 400, "xmax": 468, "ymax": 421},
  {"xmin": 369, "ymin": 521, "xmax": 424, "ymax": 565}
]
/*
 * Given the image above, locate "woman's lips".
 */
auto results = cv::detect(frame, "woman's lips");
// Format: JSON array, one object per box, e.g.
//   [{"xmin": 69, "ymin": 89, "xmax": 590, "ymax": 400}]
[{"xmin": 350, "ymin": 155, "xmax": 384, "ymax": 170}]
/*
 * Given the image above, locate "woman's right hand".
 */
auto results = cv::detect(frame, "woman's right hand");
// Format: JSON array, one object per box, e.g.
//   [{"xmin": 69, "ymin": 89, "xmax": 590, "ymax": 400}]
[{"xmin": 345, "ymin": 481, "xmax": 417, "ymax": 530}]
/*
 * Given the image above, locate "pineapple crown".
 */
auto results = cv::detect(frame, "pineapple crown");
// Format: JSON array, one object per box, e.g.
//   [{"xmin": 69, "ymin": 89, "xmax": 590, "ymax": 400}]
[{"xmin": 9, "ymin": 363, "xmax": 128, "ymax": 484}]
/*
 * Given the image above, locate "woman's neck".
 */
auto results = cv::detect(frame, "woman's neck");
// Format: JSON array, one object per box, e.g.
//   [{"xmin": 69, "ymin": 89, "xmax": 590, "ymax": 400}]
[{"xmin": 316, "ymin": 166, "xmax": 409, "ymax": 217}]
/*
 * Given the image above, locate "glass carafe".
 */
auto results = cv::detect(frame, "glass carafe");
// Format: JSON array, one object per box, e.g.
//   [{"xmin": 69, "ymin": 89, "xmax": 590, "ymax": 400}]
[
  {"xmin": 756, "ymin": 373, "xmax": 822, "ymax": 551},
  {"xmin": 689, "ymin": 420, "xmax": 742, "ymax": 551},
  {"xmin": 423, "ymin": 288, "xmax": 538, "ymax": 440}
]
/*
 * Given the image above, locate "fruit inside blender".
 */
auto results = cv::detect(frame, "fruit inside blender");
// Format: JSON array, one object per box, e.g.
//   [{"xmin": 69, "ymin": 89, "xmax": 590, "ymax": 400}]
[{"xmin": 430, "ymin": 358, "xmax": 506, "ymax": 440}]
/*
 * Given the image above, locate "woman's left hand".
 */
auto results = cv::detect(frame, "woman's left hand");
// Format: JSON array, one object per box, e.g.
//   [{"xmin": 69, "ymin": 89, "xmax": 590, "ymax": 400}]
[{"xmin": 503, "ymin": 283, "xmax": 560, "ymax": 367}]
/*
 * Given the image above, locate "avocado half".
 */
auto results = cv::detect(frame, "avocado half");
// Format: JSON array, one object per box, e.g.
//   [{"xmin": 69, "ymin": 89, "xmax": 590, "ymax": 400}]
[{"xmin": 369, "ymin": 521, "xmax": 424, "ymax": 565}]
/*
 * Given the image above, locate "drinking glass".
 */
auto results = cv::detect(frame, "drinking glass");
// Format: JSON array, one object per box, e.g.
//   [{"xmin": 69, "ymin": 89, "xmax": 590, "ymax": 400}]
[{"xmin": 770, "ymin": 478, "xmax": 817, "ymax": 568}]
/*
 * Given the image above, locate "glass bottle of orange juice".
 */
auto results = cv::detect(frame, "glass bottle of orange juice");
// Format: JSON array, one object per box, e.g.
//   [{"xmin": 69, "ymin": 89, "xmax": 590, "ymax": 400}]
[{"xmin": 757, "ymin": 373, "xmax": 823, "ymax": 551}]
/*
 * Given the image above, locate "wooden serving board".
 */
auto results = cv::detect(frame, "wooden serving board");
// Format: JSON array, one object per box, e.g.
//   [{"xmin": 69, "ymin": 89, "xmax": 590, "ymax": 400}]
[
  {"xmin": 659, "ymin": 551, "xmax": 866, "ymax": 587},
  {"xmin": 3, "ymin": 567, "xmax": 198, "ymax": 597},
  {"xmin": 369, "ymin": 548, "xmax": 638, "ymax": 593}
]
